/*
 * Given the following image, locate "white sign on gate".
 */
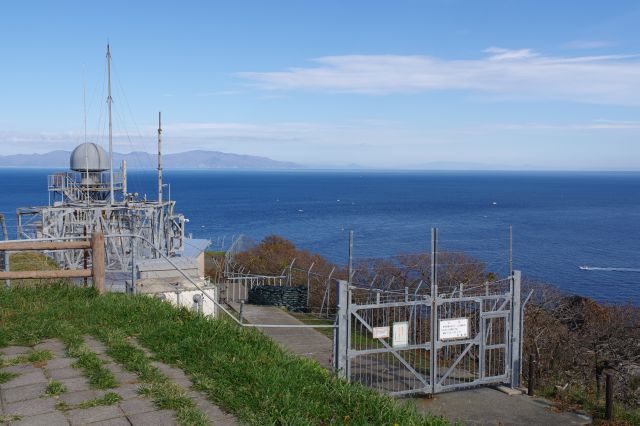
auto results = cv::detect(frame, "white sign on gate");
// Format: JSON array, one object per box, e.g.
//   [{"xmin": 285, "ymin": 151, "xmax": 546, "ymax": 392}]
[
  {"xmin": 439, "ymin": 318, "xmax": 470, "ymax": 340},
  {"xmin": 392, "ymin": 322, "xmax": 409, "ymax": 347},
  {"xmin": 372, "ymin": 326, "xmax": 390, "ymax": 339}
]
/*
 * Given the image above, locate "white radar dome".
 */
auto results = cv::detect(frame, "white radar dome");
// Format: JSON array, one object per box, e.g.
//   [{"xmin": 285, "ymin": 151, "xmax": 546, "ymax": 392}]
[{"xmin": 70, "ymin": 143, "xmax": 110, "ymax": 172}]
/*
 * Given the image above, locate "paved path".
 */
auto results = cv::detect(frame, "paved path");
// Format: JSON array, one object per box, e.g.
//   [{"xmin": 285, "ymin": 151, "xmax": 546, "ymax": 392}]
[
  {"xmin": 232, "ymin": 303, "xmax": 334, "ymax": 369},
  {"xmin": 1, "ymin": 337, "xmax": 238, "ymax": 425},
  {"xmin": 231, "ymin": 302, "xmax": 592, "ymax": 425},
  {"xmin": 412, "ymin": 387, "xmax": 592, "ymax": 426}
]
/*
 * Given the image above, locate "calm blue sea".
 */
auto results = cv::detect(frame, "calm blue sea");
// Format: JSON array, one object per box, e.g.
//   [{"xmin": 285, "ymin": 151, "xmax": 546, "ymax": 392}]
[{"xmin": 1, "ymin": 169, "xmax": 638, "ymax": 304}]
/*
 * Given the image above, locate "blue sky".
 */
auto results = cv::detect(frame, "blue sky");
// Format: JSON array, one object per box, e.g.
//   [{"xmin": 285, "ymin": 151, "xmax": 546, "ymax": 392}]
[{"xmin": 1, "ymin": 0, "xmax": 639, "ymax": 170}]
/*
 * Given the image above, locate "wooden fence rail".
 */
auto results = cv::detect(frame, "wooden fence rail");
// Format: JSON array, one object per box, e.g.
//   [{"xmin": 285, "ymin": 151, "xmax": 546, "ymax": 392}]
[{"xmin": 0, "ymin": 232, "xmax": 105, "ymax": 294}]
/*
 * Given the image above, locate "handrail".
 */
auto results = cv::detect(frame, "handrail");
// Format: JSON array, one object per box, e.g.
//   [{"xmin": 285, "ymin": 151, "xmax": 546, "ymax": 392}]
[
  {"xmin": 0, "ymin": 233, "xmax": 105, "ymax": 293},
  {"xmin": 0, "ymin": 240, "xmax": 91, "ymax": 251}
]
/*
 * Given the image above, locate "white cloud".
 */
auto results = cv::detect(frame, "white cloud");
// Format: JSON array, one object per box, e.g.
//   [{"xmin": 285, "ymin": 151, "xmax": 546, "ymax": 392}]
[
  {"xmin": 238, "ymin": 48, "xmax": 640, "ymax": 105},
  {"xmin": 489, "ymin": 121, "xmax": 640, "ymax": 131},
  {"xmin": 483, "ymin": 47, "xmax": 538, "ymax": 60},
  {"xmin": 562, "ymin": 40, "xmax": 615, "ymax": 49}
]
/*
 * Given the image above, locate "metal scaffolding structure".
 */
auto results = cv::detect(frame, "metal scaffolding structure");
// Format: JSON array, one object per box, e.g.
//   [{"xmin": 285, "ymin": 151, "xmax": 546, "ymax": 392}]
[{"xmin": 15, "ymin": 45, "xmax": 185, "ymax": 273}]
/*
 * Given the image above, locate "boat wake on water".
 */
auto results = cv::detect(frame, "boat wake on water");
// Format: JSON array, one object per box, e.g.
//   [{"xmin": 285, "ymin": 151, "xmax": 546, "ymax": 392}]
[{"xmin": 579, "ymin": 266, "xmax": 640, "ymax": 272}]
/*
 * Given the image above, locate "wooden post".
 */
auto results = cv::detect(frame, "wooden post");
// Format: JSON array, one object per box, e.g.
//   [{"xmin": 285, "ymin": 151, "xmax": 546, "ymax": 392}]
[
  {"xmin": 528, "ymin": 354, "xmax": 536, "ymax": 396},
  {"xmin": 605, "ymin": 372, "xmax": 614, "ymax": 420},
  {"xmin": 91, "ymin": 232, "xmax": 105, "ymax": 294}
]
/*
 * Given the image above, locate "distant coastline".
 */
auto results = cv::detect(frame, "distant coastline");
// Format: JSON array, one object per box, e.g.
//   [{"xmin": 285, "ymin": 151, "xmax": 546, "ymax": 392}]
[{"xmin": 0, "ymin": 150, "xmax": 303, "ymax": 170}]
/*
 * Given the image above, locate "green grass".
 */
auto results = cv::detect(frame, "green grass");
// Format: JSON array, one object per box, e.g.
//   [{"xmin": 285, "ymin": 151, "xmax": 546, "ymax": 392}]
[
  {"xmin": 538, "ymin": 384, "xmax": 640, "ymax": 425},
  {"xmin": 56, "ymin": 391, "xmax": 123, "ymax": 412},
  {"xmin": 0, "ymin": 349, "xmax": 53, "ymax": 367},
  {"xmin": 77, "ymin": 392, "xmax": 123, "ymax": 409},
  {"xmin": 58, "ymin": 323, "xmax": 118, "ymax": 389},
  {"xmin": 100, "ymin": 329, "xmax": 208, "ymax": 426},
  {"xmin": 0, "ymin": 415, "xmax": 22, "ymax": 423},
  {"xmin": 0, "ymin": 371, "xmax": 18, "ymax": 384},
  {"xmin": 0, "ymin": 285, "xmax": 447, "ymax": 425},
  {"xmin": 44, "ymin": 379, "xmax": 67, "ymax": 396}
]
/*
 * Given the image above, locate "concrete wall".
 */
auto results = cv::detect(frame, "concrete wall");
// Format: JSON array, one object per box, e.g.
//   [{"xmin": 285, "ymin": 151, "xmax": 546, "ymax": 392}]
[
  {"xmin": 159, "ymin": 288, "xmax": 218, "ymax": 317},
  {"xmin": 197, "ymin": 252, "xmax": 205, "ymax": 278}
]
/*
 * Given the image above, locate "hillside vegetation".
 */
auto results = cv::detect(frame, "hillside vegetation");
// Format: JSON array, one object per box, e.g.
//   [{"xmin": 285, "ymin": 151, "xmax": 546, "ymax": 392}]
[
  {"xmin": 0, "ymin": 285, "xmax": 446, "ymax": 425},
  {"xmin": 212, "ymin": 235, "xmax": 640, "ymax": 424}
]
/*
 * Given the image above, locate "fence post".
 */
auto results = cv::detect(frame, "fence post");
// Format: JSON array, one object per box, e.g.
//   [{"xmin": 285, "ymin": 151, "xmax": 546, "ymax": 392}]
[
  {"xmin": 335, "ymin": 279, "xmax": 349, "ymax": 380},
  {"xmin": 91, "ymin": 231, "xmax": 105, "ymax": 294},
  {"xmin": 528, "ymin": 354, "xmax": 536, "ymax": 396},
  {"xmin": 1, "ymin": 214, "xmax": 10, "ymax": 289},
  {"xmin": 430, "ymin": 227, "xmax": 438, "ymax": 393},
  {"xmin": 511, "ymin": 270, "xmax": 522, "ymax": 388},
  {"xmin": 605, "ymin": 372, "xmax": 614, "ymax": 420}
]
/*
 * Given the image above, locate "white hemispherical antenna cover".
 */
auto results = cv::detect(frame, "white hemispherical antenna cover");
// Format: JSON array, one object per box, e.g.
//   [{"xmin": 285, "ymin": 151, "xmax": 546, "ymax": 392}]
[{"xmin": 70, "ymin": 143, "xmax": 110, "ymax": 172}]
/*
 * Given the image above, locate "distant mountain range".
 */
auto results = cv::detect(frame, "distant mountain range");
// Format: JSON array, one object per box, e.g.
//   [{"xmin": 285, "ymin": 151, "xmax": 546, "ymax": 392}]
[{"xmin": 0, "ymin": 150, "xmax": 302, "ymax": 170}]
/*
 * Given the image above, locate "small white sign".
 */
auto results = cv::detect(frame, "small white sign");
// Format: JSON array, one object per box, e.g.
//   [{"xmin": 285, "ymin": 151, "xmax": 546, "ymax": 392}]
[
  {"xmin": 392, "ymin": 322, "xmax": 409, "ymax": 347},
  {"xmin": 372, "ymin": 326, "xmax": 390, "ymax": 339},
  {"xmin": 439, "ymin": 318, "xmax": 470, "ymax": 340}
]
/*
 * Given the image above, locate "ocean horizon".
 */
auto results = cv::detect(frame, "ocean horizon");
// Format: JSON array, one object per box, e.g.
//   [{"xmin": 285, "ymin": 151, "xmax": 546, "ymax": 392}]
[{"xmin": 1, "ymin": 168, "xmax": 638, "ymax": 305}]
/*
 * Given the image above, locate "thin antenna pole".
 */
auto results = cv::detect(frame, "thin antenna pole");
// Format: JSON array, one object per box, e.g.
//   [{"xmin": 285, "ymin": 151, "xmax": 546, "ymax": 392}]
[
  {"xmin": 83, "ymin": 65, "xmax": 87, "ymax": 144},
  {"xmin": 509, "ymin": 225, "xmax": 513, "ymax": 276},
  {"xmin": 158, "ymin": 111, "xmax": 163, "ymax": 203},
  {"xmin": 348, "ymin": 230, "xmax": 353, "ymax": 285},
  {"xmin": 107, "ymin": 44, "xmax": 114, "ymax": 204},
  {"xmin": 83, "ymin": 64, "xmax": 89, "ymax": 205}
]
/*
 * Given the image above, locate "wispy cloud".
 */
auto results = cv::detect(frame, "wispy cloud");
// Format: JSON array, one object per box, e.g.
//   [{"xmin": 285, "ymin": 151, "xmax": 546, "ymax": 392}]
[
  {"xmin": 562, "ymin": 40, "xmax": 616, "ymax": 49},
  {"xmin": 238, "ymin": 48, "xmax": 640, "ymax": 105},
  {"xmin": 489, "ymin": 120, "xmax": 640, "ymax": 131}
]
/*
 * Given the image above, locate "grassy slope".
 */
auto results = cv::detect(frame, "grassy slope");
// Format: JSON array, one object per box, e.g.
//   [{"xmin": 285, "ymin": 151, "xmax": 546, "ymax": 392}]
[{"xmin": 0, "ymin": 285, "xmax": 446, "ymax": 426}]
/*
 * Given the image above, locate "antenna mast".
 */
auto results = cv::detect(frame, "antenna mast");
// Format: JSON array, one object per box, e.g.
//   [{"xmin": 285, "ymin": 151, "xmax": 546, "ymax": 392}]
[
  {"xmin": 158, "ymin": 111, "xmax": 163, "ymax": 203},
  {"xmin": 107, "ymin": 44, "xmax": 114, "ymax": 204}
]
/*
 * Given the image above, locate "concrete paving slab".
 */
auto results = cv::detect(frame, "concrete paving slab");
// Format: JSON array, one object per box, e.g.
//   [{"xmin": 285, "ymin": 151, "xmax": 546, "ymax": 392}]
[
  {"xmin": 82, "ymin": 336, "xmax": 107, "ymax": 355},
  {"xmin": 111, "ymin": 371, "xmax": 138, "ymax": 384},
  {"xmin": 119, "ymin": 397, "xmax": 157, "ymax": 415},
  {"xmin": 47, "ymin": 367, "xmax": 84, "ymax": 380},
  {"xmin": 150, "ymin": 362, "xmax": 189, "ymax": 381},
  {"xmin": 1, "ymin": 383, "xmax": 47, "ymax": 404},
  {"xmin": 102, "ymin": 363, "xmax": 123, "ymax": 375},
  {"xmin": 58, "ymin": 377, "xmax": 91, "ymax": 393},
  {"xmin": 67, "ymin": 405, "xmax": 125, "ymax": 425},
  {"xmin": 58, "ymin": 390, "xmax": 104, "ymax": 405},
  {"xmin": 86, "ymin": 417, "xmax": 131, "ymax": 426},
  {"xmin": 4, "ymin": 397, "xmax": 57, "ymax": 417},
  {"xmin": 193, "ymin": 396, "xmax": 237, "ymax": 425},
  {"xmin": 131, "ymin": 339, "xmax": 240, "ymax": 426},
  {"xmin": 128, "ymin": 409, "xmax": 177, "ymax": 426},
  {"xmin": 0, "ymin": 371, "xmax": 47, "ymax": 390},
  {"xmin": 44, "ymin": 358, "xmax": 75, "ymax": 370},
  {"xmin": 0, "ymin": 365, "xmax": 39, "ymax": 375},
  {"xmin": 0, "ymin": 346, "xmax": 31, "ymax": 357},
  {"xmin": 114, "ymin": 383, "xmax": 140, "ymax": 400},
  {"xmin": 10, "ymin": 410, "xmax": 69, "ymax": 426},
  {"xmin": 33, "ymin": 340, "xmax": 66, "ymax": 356}
]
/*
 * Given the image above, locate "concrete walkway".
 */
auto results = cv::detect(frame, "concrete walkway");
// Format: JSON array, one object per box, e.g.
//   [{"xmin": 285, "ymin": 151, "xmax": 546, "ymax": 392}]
[
  {"xmin": 231, "ymin": 303, "xmax": 592, "ymax": 426},
  {"xmin": 0, "ymin": 337, "xmax": 238, "ymax": 425},
  {"xmin": 411, "ymin": 387, "xmax": 591, "ymax": 425},
  {"xmin": 232, "ymin": 303, "xmax": 334, "ymax": 369}
]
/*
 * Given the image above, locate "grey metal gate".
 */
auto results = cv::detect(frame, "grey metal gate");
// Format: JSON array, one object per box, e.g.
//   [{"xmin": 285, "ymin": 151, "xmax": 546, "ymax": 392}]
[{"xmin": 335, "ymin": 270, "xmax": 522, "ymax": 396}]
